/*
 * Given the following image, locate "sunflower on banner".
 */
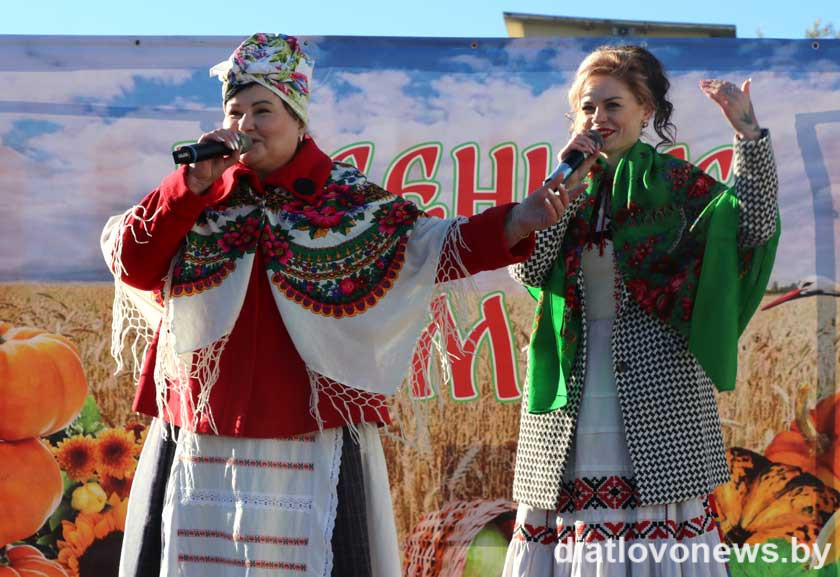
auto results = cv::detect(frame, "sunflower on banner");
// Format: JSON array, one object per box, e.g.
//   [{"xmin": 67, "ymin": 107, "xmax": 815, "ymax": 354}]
[{"xmin": 45, "ymin": 401, "xmax": 145, "ymax": 577}]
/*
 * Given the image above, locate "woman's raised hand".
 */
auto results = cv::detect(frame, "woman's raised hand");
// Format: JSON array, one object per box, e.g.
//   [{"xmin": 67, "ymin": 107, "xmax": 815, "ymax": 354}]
[
  {"xmin": 699, "ymin": 78, "xmax": 762, "ymax": 141},
  {"xmin": 185, "ymin": 128, "xmax": 243, "ymax": 195}
]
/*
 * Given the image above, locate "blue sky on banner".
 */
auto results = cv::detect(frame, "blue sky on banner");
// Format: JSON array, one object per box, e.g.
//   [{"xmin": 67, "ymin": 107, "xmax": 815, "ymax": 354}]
[
  {"xmin": 0, "ymin": 36, "xmax": 838, "ymax": 285},
  {"xmin": 0, "ymin": 0, "xmax": 837, "ymax": 39}
]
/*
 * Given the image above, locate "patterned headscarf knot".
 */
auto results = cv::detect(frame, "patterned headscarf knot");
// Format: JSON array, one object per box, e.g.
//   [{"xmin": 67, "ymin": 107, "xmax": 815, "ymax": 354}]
[{"xmin": 210, "ymin": 32, "xmax": 314, "ymax": 125}]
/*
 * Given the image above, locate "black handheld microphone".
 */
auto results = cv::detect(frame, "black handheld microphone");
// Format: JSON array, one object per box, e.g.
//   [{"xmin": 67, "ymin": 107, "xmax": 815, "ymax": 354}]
[
  {"xmin": 545, "ymin": 130, "xmax": 604, "ymax": 185},
  {"xmin": 172, "ymin": 133, "xmax": 253, "ymax": 165}
]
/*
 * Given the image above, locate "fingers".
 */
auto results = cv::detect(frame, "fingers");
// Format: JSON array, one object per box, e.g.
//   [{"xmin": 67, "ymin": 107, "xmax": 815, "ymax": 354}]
[
  {"xmin": 699, "ymin": 79, "xmax": 725, "ymax": 104},
  {"xmin": 544, "ymin": 181, "xmax": 587, "ymax": 215},
  {"xmin": 563, "ymin": 153, "xmax": 599, "ymax": 189},
  {"xmin": 559, "ymin": 131, "xmax": 601, "ymax": 162},
  {"xmin": 741, "ymin": 78, "xmax": 751, "ymax": 97},
  {"xmin": 700, "ymin": 78, "xmax": 731, "ymax": 95},
  {"xmin": 220, "ymin": 150, "xmax": 241, "ymax": 169},
  {"xmin": 566, "ymin": 182, "xmax": 588, "ymax": 203},
  {"xmin": 198, "ymin": 128, "xmax": 242, "ymax": 152},
  {"xmin": 572, "ymin": 132, "xmax": 600, "ymax": 155},
  {"xmin": 519, "ymin": 179, "xmax": 589, "ymax": 233},
  {"xmin": 541, "ymin": 195, "xmax": 560, "ymax": 223},
  {"xmin": 188, "ymin": 129, "xmax": 242, "ymax": 189},
  {"xmin": 700, "ymin": 78, "xmax": 751, "ymax": 106},
  {"xmin": 199, "ymin": 129, "xmax": 243, "ymax": 166},
  {"xmin": 551, "ymin": 131, "xmax": 603, "ymax": 189},
  {"xmin": 553, "ymin": 183, "xmax": 570, "ymax": 207}
]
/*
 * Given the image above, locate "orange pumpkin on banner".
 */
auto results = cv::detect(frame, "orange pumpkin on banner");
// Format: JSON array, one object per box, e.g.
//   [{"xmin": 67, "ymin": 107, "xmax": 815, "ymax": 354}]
[
  {"xmin": 0, "ymin": 323, "xmax": 88, "ymax": 441},
  {"xmin": 1, "ymin": 545, "xmax": 69, "ymax": 577},
  {"xmin": 713, "ymin": 447, "xmax": 840, "ymax": 546},
  {"xmin": 764, "ymin": 386, "xmax": 840, "ymax": 490},
  {"xmin": 0, "ymin": 439, "xmax": 63, "ymax": 547}
]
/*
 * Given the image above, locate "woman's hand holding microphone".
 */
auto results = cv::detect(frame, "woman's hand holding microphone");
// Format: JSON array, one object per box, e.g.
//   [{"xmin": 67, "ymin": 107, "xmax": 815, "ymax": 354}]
[
  {"xmin": 184, "ymin": 129, "xmax": 248, "ymax": 196},
  {"xmin": 503, "ymin": 131, "xmax": 602, "ymax": 247}
]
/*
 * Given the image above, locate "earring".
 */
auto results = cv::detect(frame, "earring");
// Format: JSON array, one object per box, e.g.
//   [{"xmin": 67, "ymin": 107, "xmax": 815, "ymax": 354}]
[{"xmin": 641, "ymin": 120, "xmax": 649, "ymax": 129}]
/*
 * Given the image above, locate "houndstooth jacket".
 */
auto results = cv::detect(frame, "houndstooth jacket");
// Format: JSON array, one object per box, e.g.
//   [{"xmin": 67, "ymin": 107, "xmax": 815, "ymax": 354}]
[{"xmin": 511, "ymin": 132, "xmax": 779, "ymax": 509}]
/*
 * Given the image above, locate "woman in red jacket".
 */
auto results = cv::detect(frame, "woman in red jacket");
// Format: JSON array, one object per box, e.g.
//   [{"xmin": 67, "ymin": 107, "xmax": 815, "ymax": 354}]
[{"xmin": 103, "ymin": 33, "xmax": 580, "ymax": 577}]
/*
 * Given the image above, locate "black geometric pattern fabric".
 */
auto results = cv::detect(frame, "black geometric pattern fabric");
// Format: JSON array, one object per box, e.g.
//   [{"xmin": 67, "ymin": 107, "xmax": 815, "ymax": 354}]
[
  {"xmin": 511, "ymin": 296, "xmax": 586, "ymax": 510},
  {"xmin": 510, "ymin": 133, "xmax": 778, "ymax": 510},
  {"xmin": 735, "ymin": 129, "xmax": 778, "ymax": 247},
  {"xmin": 612, "ymin": 293, "xmax": 731, "ymax": 504}
]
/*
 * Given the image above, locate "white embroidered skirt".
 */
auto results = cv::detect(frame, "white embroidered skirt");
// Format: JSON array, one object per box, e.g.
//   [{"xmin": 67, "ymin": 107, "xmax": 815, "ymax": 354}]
[{"xmin": 122, "ymin": 420, "xmax": 400, "ymax": 577}]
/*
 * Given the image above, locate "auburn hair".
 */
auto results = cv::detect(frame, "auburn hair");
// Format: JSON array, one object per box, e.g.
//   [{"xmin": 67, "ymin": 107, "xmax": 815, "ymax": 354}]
[{"xmin": 568, "ymin": 44, "xmax": 676, "ymax": 148}]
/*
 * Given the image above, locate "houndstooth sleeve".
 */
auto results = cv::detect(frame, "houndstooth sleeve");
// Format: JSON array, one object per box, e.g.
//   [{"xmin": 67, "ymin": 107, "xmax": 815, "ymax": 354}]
[
  {"xmin": 734, "ymin": 129, "xmax": 779, "ymax": 247},
  {"xmin": 508, "ymin": 195, "xmax": 585, "ymax": 287}
]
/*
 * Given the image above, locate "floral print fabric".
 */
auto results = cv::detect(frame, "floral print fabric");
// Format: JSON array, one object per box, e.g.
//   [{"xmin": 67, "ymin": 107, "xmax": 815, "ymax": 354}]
[{"xmin": 210, "ymin": 32, "xmax": 314, "ymax": 124}]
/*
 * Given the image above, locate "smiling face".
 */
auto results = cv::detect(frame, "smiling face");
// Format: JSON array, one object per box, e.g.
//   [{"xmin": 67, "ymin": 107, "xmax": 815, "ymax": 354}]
[
  {"xmin": 223, "ymin": 83, "xmax": 304, "ymax": 177},
  {"xmin": 575, "ymin": 74, "xmax": 654, "ymax": 168}
]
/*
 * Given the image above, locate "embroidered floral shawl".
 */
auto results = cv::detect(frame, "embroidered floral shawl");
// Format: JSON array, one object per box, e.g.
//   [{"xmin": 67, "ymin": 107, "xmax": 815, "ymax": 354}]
[
  {"xmin": 526, "ymin": 140, "xmax": 780, "ymax": 414},
  {"xmin": 108, "ymin": 138, "xmax": 463, "ymax": 432}
]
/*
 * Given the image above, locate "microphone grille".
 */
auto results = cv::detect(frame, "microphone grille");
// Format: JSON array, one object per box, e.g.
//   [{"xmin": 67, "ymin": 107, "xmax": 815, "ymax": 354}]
[
  {"xmin": 587, "ymin": 129, "xmax": 604, "ymax": 147},
  {"xmin": 238, "ymin": 133, "xmax": 253, "ymax": 153}
]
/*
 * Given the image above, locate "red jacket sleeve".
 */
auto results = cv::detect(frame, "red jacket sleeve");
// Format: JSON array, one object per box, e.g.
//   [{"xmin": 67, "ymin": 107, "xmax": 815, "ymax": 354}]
[
  {"xmin": 435, "ymin": 203, "xmax": 535, "ymax": 282},
  {"xmin": 116, "ymin": 166, "xmax": 229, "ymax": 290}
]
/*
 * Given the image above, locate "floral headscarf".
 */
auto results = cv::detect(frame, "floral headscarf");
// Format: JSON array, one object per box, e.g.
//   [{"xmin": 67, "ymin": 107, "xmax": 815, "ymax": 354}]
[{"xmin": 210, "ymin": 33, "xmax": 314, "ymax": 125}]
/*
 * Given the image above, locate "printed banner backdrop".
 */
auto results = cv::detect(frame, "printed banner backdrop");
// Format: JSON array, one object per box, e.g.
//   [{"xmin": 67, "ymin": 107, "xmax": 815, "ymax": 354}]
[{"xmin": 1, "ymin": 35, "xmax": 839, "ymax": 576}]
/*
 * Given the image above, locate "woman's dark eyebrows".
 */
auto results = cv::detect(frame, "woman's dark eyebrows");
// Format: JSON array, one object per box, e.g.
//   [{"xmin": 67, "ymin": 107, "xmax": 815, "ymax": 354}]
[
  {"xmin": 228, "ymin": 99, "xmax": 275, "ymax": 111},
  {"xmin": 582, "ymin": 95, "xmax": 623, "ymax": 103}
]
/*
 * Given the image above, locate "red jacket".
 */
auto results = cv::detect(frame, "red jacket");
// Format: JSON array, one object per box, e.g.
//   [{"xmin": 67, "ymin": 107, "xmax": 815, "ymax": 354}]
[{"xmin": 118, "ymin": 152, "xmax": 533, "ymax": 438}]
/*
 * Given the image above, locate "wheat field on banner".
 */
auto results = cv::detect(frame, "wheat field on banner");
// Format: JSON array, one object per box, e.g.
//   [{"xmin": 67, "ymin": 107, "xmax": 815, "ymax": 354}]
[{"xmin": 2, "ymin": 282, "xmax": 836, "ymax": 541}]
